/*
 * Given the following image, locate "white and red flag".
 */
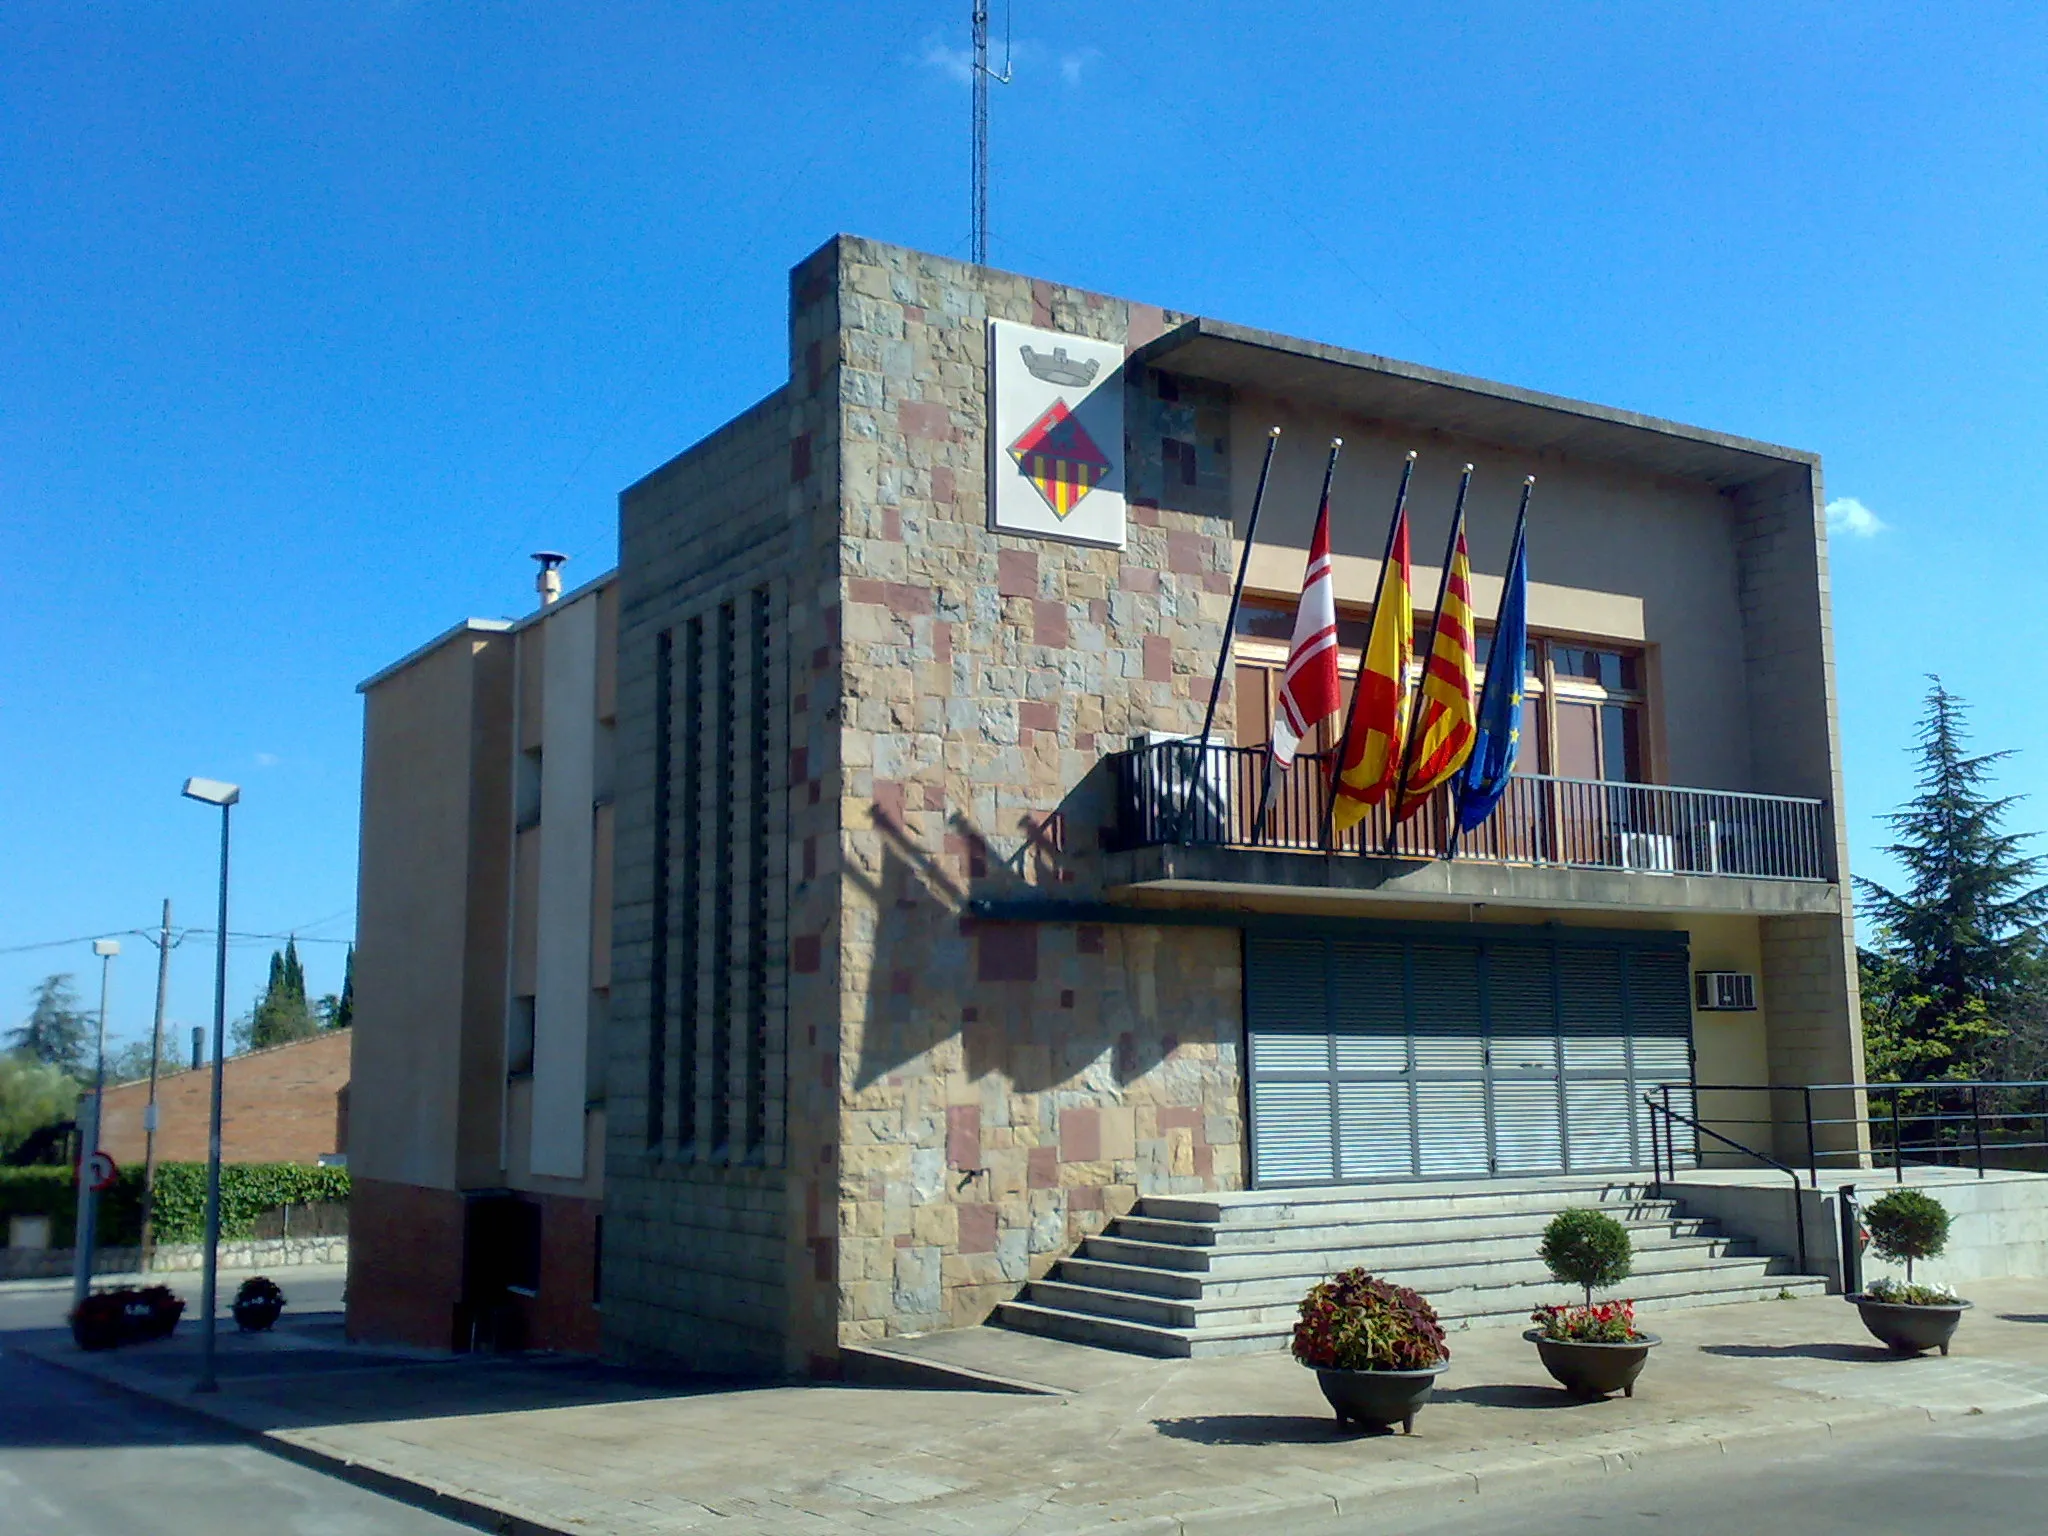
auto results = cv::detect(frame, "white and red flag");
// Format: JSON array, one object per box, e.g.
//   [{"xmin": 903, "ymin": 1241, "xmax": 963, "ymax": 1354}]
[{"xmin": 1269, "ymin": 457, "xmax": 1344, "ymax": 769}]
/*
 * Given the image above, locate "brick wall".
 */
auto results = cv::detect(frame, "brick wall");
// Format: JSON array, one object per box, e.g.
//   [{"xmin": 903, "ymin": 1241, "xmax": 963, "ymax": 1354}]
[
  {"xmin": 97, "ymin": 1028, "xmax": 351, "ymax": 1167},
  {"xmin": 347, "ymin": 1175, "xmax": 465, "ymax": 1349}
]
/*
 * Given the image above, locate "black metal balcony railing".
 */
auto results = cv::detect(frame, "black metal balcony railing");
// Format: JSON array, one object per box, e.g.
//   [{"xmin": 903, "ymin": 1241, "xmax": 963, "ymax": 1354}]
[{"xmin": 1109, "ymin": 739, "xmax": 1830, "ymax": 882}]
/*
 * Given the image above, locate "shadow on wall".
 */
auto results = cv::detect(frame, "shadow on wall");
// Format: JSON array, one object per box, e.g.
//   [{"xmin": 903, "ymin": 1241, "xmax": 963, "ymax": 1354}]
[{"xmin": 846, "ymin": 763, "xmax": 1205, "ymax": 1096}]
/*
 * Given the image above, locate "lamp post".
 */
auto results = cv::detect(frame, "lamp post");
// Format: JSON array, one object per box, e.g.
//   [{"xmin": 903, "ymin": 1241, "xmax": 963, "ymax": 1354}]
[
  {"xmin": 69, "ymin": 938, "xmax": 120, "ymax": 1312},
  {"xmin": 182, "ymin": 776, "xmax": 239, "ymax": 1393}
]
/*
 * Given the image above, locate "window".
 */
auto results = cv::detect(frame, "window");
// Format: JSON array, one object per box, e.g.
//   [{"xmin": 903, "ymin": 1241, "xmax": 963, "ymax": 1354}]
[
  {"xmin": 508, "ymin": 996, "xmax": 536, "ymax": 1077},
  {"xmin": 515, "ymin": 747, "xmax": 543, "ymax": 829},
  {"xmin": 1230, "ymin": 599, "xmax": 1650, "ymax": 784}
]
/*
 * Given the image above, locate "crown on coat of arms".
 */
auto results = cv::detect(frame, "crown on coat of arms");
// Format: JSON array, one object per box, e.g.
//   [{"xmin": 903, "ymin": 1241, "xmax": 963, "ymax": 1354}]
[{"xmin": 1018, "ymin": 345, "xmax": 1100, "ymax": 389}]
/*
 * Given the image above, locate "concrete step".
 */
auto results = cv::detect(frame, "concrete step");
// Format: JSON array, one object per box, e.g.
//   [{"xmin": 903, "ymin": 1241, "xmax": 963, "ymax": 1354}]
[
  {"xmin": 1023, "ymin": 1252, "xmax": 1797, "ymax": 1333},
  {"xmin": 1059, "ymin": 1233, "xmax": 1752, "ymax": 1300},
  {"xmin": 1142, "ymin": 1179, "xmax": 1661, "ymax": 1227},
  {"xmin": 1114, "ymin": 1201, "xmax": 1687, "ymax": 1251},
  {"xmin": 995, "ymin": 1272, "xmax": 1830, "ymax": 1358},
  {"xmin": 1081, "ymin": 1218, "xmax": 1726, "ymax": 1278}
]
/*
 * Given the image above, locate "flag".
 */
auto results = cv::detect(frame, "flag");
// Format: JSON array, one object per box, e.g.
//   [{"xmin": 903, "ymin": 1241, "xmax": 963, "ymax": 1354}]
[
  {"xmin": 1393, "ymin": 520, "xmax": 1479, "ymax": 821},
  {"xmin": 1329, "ymin": 506, "xmax": 1413, "ymax": 831},
  {"xmin": 1456, "ymin": 505, "xmax": 1530, "ymax": 832},
  {"xmin": 1268, "ymin": 479, "xmax": 1342, "ymax": 769}
]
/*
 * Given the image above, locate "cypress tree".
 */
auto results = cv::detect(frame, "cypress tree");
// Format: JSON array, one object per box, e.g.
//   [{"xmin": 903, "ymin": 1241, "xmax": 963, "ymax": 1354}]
[{"xmin": 1856, "ymin": 680, "xmax": 2048, "ymax": 1080}]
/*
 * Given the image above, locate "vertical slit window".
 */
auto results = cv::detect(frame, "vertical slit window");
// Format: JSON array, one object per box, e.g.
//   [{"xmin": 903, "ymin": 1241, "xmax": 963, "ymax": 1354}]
[
  {"xmin": 678, "ymin": 617, "xmax": 703, "ymax": 1154},
  {"xmin": 710, "ymin": 602, "xmax": 736, "ymax": 1159},
  {"xmin": 646, "ymin": 630, "xmax": 672, "ymax": 1149},
  {"xmin": 746, "ymin": 586, "xmax": 771, "ymax": 1156}
]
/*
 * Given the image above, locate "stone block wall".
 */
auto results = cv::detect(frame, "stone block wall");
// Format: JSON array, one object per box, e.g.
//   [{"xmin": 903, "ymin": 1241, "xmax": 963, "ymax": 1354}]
[{"xmin": 823, "ymin": 236, "xmax": 1254, "ymax": 1345}]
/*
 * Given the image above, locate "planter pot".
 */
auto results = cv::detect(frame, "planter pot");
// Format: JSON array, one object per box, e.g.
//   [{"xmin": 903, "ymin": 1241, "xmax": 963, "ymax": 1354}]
[
  {"xmin": 233, "ymin": 1298, "xmax": 283, "ymax": 1333},
  {"xmin": 1525, "ymin": 1330, "xmax": 1662, "ymax": 1399},
  {"xmin": 1848, "ymin": 1295, "xmax": 1971, "ymax": 1356},
  {"xmin": 1312, "ymin": 1363, "xmax": 1447, "ymax": 1435}
]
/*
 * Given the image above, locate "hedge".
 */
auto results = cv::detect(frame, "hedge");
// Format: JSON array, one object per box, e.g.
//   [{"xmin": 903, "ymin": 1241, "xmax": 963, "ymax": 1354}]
[{"xmin": 0, "ymin": 1163, "xmax": 348, "ymax": 1247}]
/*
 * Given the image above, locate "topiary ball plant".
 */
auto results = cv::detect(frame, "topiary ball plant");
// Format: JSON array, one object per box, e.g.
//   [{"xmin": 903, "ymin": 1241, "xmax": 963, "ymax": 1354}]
[
  {"xmin": 1540, "ymin": 1208, "xmax": 1634, "ymax": 1307},
  {"xmin": 1863, "ymin": 1188, "xmax": 1951, "ymax": 1287},
  {"xmin": 1292, "ymin": 1268, "xmax": 1449, "ymax": 1373}
]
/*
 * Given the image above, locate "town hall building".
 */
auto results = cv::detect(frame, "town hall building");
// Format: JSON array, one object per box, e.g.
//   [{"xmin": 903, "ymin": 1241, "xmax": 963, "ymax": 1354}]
[{"xmin": 347, "ymin": 234, "xmax": 1862, "ymax": 1372}]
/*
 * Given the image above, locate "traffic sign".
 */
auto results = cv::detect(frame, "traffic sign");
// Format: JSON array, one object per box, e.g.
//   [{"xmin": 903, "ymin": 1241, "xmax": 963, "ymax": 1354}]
[{"xmin": 86, "ymin": 1151, "xmax": 119, "ymax": 1192}]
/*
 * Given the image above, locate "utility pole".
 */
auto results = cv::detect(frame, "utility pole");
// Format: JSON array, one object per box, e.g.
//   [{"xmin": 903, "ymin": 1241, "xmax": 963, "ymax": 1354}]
[
  {"xmin": 970, "ymin": 2, "xmax": 1011, "ymax": 265},
  {"xmin": 141, "ymin": 899, "xmax": 174, "ymax": 1271}
]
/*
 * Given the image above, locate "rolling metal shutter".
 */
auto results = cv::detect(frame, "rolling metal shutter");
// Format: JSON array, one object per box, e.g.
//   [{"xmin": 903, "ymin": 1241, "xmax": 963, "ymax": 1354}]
[{"xmin": 1246, "ymin": 928, "xmax": 1695, "ymax": 1187}]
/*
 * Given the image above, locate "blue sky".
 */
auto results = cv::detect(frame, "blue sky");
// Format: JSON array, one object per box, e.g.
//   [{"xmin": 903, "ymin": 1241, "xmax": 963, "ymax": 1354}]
[{"xmin": 5, "ymin": 3, "xmax": 2046, "ymax": 1055}]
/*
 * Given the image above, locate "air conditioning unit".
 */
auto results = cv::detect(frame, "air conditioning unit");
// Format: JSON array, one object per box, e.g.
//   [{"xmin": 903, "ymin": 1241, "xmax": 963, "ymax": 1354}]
[
  {"xmin": 1694, "ymin": 971, "xmax": 1758, "ymax": 1011},
  {"xmin": 1619, "ymin": 832, "xmax": 1676, "ymax": 873}
]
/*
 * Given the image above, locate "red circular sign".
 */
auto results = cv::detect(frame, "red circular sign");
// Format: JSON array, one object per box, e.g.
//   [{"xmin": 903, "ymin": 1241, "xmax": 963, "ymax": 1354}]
[{"xmin": 86, "ymin": 1151, "xmax": 118, "ymax": 1192}]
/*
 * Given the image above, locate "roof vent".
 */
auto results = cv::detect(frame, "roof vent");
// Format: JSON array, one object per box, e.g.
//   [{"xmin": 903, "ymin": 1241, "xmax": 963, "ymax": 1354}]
[{"xmin": 532, "ymin": 551, "xmax": 568, "ymax": 609}]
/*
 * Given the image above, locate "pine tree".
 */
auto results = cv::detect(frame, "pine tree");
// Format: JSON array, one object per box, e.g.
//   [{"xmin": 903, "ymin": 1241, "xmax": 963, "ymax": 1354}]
[
  {"xmin": 1856, "ymin": 680, "xmax": 2048, "ymax": 1081},
  {"xmin": 7, "ymin": 974, "xmax": 91, "ymax": 1078}
]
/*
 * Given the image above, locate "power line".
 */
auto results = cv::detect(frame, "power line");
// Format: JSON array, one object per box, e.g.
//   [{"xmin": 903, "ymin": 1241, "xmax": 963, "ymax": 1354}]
[{"xmin": 1, "ymin": 927, "xmax": 354, "ymax": 958}]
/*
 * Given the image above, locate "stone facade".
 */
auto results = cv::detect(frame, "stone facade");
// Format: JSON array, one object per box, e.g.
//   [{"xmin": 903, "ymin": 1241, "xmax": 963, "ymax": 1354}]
[{"xmin": 827, "ymin": 240, "xmax": 1251, "ymax": 1342}]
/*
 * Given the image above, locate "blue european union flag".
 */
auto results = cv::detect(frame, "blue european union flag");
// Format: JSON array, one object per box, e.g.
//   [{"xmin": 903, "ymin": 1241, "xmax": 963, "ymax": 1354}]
[{"xmin": 1457, "ymin": 516, "xmax": 1529, "ymax": 832}]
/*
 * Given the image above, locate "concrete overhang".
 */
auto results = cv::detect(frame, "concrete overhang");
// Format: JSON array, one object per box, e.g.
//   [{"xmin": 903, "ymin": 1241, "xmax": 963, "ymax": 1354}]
[
  {"xmin": 1100, "ymin": 845, "xmax": 1842, "ymax": 919},
  {"xmin": 1132, "ymin": 319, "xmax": 1819, "ymax": 494}
]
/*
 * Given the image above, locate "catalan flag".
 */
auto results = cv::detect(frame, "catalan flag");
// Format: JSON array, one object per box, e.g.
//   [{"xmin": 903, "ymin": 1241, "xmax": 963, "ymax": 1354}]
[
  {"xmin": 1330, "ymin": 484, "xmax": 1414, "ymax": 833},
  {"xmin": 1393, "ymin": 514, "xmax": 1479, "ymax": 822}
]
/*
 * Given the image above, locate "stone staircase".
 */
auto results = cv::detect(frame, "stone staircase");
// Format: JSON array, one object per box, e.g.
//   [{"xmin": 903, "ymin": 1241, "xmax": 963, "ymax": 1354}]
[{"xmin": 995, "ymin": 1176, "xmax": 1828, "ymax": 1357}]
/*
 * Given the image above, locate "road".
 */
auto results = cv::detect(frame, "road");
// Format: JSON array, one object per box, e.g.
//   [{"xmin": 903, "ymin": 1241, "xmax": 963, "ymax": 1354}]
[
  {"xmin": 1401, "ymin": 1403, "xmax": 2048, "ymax": 1535},
  {"xmin": 0, "ymin": 1268, "xmax": 472, "ymax": 1536}
]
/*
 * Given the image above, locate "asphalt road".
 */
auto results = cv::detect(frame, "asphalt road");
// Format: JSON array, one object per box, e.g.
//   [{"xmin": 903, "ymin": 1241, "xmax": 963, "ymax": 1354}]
[
  {"xmin": 1400, "ymin": 1402, "xmax": 2048, "ymax": 1535},
  {"xmin": 0, "ymin": 1269, "xmax": 471, "ymax": 1536}
]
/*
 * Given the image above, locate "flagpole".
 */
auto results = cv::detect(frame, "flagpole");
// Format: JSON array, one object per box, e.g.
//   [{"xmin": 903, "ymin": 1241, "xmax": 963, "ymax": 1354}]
[
  {"xmin": 1251, "ymin": 437, "xmax": 1342, "ymax": 848},
  {"xmin": 1447, "ymin": 475, "xmax": 1534, "ymax": 861},
  {"xmin": 1175, "ymin": 427, "xmax": 1280, "ymax": 844},
  {"xmin": 1319, "ymin": 450, "xmax": 1416, "ymax": 852},
  {"xmin": 1383, "ymin": 463, "xmax": 1473, "ymax": 856}
]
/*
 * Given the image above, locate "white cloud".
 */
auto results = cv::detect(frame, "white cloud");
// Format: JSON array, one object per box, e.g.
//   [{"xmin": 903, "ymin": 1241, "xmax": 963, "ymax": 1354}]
[
  {"xmin": 254, "ymin": 752, "xmax": 281, "ymax": 768},
  {"xmin": 1060, "ymin": 48, "xmax": 1102, "ymax": 85},
  {"xmin": 1825, "ymin": 496, "xmax": 1887, "ymax": 539},
  {"xmin": 919, "ymin": 38, "xmax": 974, "ymax": 84}
]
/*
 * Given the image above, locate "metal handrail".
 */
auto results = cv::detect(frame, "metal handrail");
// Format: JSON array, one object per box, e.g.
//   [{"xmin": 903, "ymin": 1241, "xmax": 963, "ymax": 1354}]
[
  {"xmin": 1115, "ymin": 738, "xmax": 1830, "ymax": 881},
  {"xmin": 1645, "ymin": 1090, "xmax": 1809, "ymax": 1276},
  {"xmin": 1688, "ymin": 1079, "xmax": 2048, "ymax": 1187}
]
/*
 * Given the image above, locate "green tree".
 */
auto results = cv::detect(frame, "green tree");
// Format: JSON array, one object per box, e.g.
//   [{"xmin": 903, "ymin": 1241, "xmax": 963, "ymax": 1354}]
[
  {"xmin": 242, "ymin": 938, "xmax": 316, "ymax": 1051},
  {"xmin": 1857, "ymin": 681, "xmax": 2048, "ymax": 1081},
  {"xmin": 7, "ymin": 974, "xmax": 91, "ymax": 1078},
  {"xmin": 318, "ymin": 945, "xmax": 354, "ymax": 1031},
  {"xmin": 0, "ymin": 1052, "xmax": 81, "ymax": 1157}
]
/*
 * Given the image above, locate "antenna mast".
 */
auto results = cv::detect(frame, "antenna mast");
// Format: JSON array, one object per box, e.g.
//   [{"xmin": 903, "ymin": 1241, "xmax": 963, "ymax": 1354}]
[{"xmin": 970, "ymin": 2, "xmax": 1011, "ymax": 266}]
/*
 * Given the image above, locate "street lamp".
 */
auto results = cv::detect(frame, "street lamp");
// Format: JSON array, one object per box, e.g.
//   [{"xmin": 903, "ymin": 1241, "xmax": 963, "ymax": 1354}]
[
  {"xmin": 182, "ymin": 775, "xmax": 238, "ymax": 1393},
  {"xmin": 69, "ymin": 938, "xmax": 119, "ymax": 1312}
]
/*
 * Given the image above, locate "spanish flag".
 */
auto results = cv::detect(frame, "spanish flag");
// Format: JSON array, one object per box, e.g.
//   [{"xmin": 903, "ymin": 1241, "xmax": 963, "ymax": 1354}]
[
  {"xmin": 1330, "ymin": 498, "xmax": 1414, "ymax": 833},
  {"xmin": 1393, "ymin": 513, "xmax": 1479, "ymax": 822}
]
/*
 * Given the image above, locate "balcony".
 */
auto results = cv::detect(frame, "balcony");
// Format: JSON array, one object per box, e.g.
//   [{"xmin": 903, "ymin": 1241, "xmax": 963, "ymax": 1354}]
[{"xmin": 1100, "ymin": 740, "xmax": 1837, "ymax": 917}]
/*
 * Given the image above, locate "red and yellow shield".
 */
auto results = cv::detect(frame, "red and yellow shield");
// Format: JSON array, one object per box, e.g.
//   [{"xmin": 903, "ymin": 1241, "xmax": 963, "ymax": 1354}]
[{"xmin": 1008, "ymin": 400, "xmax": 1110, "ymax": 519}]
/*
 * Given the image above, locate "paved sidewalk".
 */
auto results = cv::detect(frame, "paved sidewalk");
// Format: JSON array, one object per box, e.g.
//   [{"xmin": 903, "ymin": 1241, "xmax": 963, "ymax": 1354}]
[{"xmin": 10, "ymin": 1281, "xmax": 2048, "ymax": 1536}]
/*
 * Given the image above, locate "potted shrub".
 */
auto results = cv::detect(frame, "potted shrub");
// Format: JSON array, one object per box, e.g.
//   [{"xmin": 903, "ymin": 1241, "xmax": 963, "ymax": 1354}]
[
  {"xmin": 233, "ymin": 1275, "xmax": 286, "ymax": 1333},
  {"xmin": 1291, "ymin": 1267, "xmax": 1450, "ymax": 1435},
  {"xmin": 1849, "ymin": 1188, "xmax": 1969, "ymax": 1355},
  {"xmin": 1525, "ymin": 1208, "xmax": 1660, "ymax": 1398},
  {"xmin": 69, "ymin": 1285, "xmax": 185, "ymax": 1350}
]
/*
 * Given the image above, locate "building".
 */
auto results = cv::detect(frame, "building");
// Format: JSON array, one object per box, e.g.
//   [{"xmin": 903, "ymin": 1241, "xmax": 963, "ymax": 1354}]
[
  {"xmin": 95, "ymin": 1029, "xmax": 351, "ymax": 1167},
  {"xmin": 348, "ymin": 573, "xmax": 616, "ymax": 1353},
  {"xmin": 350, "ymin": 234, "xmax": 1862, "ymax": 1374}
]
